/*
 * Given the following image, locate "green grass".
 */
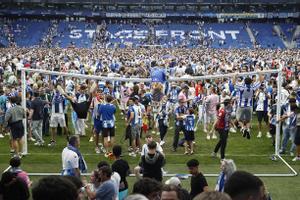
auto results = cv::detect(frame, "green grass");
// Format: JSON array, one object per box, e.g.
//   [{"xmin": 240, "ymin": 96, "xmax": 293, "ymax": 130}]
[{"xmin": 1, "ymin": 108, "xmax": 299, "ymax": 199}]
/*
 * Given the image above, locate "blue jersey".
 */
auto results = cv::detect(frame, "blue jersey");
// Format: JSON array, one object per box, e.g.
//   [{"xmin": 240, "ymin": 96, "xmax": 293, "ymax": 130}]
[
  {"xmin": 175, "ymin": 105, "xmax": 187, "ymax": 126},
  {"xmin": 151, "ymin": 67, "xmax": 167, "ymax": 83},
  {"xmin": 98, "ymin": 103, "xmax": 116, "ymax": 128},
  {"xmin": 236, "ymin": 82, "xmax": 261, "ymax": 107},
  {"xmin": 185, "ymin": 115, "xmax": 195, "ymax": 131}
]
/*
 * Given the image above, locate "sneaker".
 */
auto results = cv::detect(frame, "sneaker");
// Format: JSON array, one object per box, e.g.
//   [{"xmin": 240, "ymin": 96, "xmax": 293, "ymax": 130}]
[
  {"xmin": 28, "ymin": 137, "xmax": 36, "ymax": 142},
  {"xmin": 159, "ymin": 141, "xmax": 165, "ymax": 146},
  {"xmin": 169, "ymin": 126, "xmax": 173, "ymax": 130},
  {"xmin": 292, "ymin": 156, "xmax": 300, "ymax": 162},
  {"xmin": 95, "ymin": 147, "xmax": 100, "ymax": 154},
  {"xmin": 242, "ymin": 128, "xmax": 246, "ymax": 137},
  {"xmin": 34, "ymin": 142, "xmax": 40, "ymax": 146},
  {"xmin": 10, "ymin": 149, "xmax": 15, "ymax": 154},
  {"xmin": 279, "ymin": 149, "xmax": 286, "ymax": 154},
  {"xmin": 204, "ymin": 129, "xmax": 208, "ymax": 133},
  {"xmin": 151, "ymin": 131, "xmax": 156, "ymax": 134},
  {"xmin": 48, "ymin": 140, "xmax": 56, "ymax": 147},
  {"xmin": 184, "ymin": 151, "xmax": 189, "ymax": 155},
  {"xmin": 0, "ymin": 134, "xmax": 4, "ymax": 138},
  {"xmin": 244, "ymin": 129, "xmax": 251, "ymax": 139},
  {"xmin": 129, "ymin": 152, "xmax": 136, "ymax": 157},
  {"xmin": 206, "ymin": 135, "xmax": 211, "ymax": 140},
  {"xmin": 89, "ymin": 137, "xmax": 94, "ymax": 142},
  {"xmin": 190, "ymin": 151, "xmax": 194, "ymax": 155},
  {"xmin": 257, "ymin": 132, "xmax": 262, "ymax": 138},
  {"xmin": 211, "ymin": 152, "xmax": 217, "ymax": 158},
  {"xmin": 101, "ymin": 147, "xmax": 107, "ymax": 153},
  {"xmin": 156, "ymin": 132, "xmax": 160, "ymax": 136},
  {"xmin": 290, "ymin": 152, "xmax": 295, "ymax": 157},
  {"xmin": 266, "ymin": 132, "xmax": 272, "ymax": 138},
  {"xmin": 212, "ymin": 134, "xmax": 217, "ymax": 139},
  {"xmin": 128, "ymin": 147, "xmax": 133, "ymax": 152},
  {"xmin": 229, "ymin": 127, "xmax": 236, "ymax": 133},
  {"xmin": 104, "ymin": 152, "xmax": 110, "ymax": 158}
]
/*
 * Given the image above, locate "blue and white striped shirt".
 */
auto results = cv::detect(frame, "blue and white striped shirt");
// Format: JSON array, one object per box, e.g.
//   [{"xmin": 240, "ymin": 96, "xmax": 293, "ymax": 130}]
[{"xmin": 236, "ymin": 82, "xmax": 261, "ymax": 108}]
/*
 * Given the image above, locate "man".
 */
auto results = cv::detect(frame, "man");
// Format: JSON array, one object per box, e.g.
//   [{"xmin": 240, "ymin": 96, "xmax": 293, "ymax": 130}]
[
  {"xmin": 98, "ymin": 95, "xmax": 116, "ymax": 157},
  {"xmin": 204, "ymin": 87, "xmax": 219, "ymax": 139},
  {"xmin": 186, "ymin": 159, "xmax": 209, "ymax": 199},
  {"xmin": 211, "ymin": 98, "xmax": 233, "ymax": 160},
  {"xmin": 136, "ymin": 141, "xmax": 165, "ymax": 182},
  {"xmin": 255, "ymin": 85, "xmax": 271, "ymax": 138},
  {"xmin": 28, "ymin": 91, "xmax": 47, "ymax": 146},
  {"xmin": 224, "ymin": 171, "xmax": 269, "ymax": 200},
  {"xmin": 65, "ymin": 84, "xmax": 93, "ymax": 137},
  {"xmin": 48, "ymin": 85, "xmax": 67, "ymax": 146},
  {"xmin": 61, "ymin": 136, "xmax": 87, "ymax": 177},
  {"xmin": 112, "ymin": 145, "xmax": 130, "ymax": 200},
  {"xmin": 278, "ymin": 98, "xmax": 297, "ymax": 155},
  {"xmin": 161, "ymin": 185, "xmax": 183, "ymax": 200},
  {"xmin": 128, "ymin": 96, "xmax": 144, "ymax": 157},
  {"xmin": 32, "ymin": 176, "xmax": 78, "ymax": 200},
  {"xmin": 0, "ymin": 89, "xmax": 7, "ymax": 138},
  {"xmin": 4, "ymin": 96, "xmax": 25, "ymax": 157},
  {"xmin": 173, "ymin": 99, "xmax": 187, "ymax": 152},
  {"xmin": 85, "ymin": 166, "xmax": 118, "ymax": 200},
  {"xmin": 233, "ymin": 73, "xmax": 263, "ymax": 139},
  {"xmin": 132, "ymin": 178, "xmax": 162, "ymax": 200}
]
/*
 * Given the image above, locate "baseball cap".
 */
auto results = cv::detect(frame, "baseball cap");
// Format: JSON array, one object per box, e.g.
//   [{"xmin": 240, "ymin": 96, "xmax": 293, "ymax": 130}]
[{"xmin": 165, "ymin": 177, "xmax": 181, "ymax": 186}]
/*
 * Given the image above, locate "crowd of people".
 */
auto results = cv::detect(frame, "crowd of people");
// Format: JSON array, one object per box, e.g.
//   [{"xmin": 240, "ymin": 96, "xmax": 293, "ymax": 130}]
[
  {"xmin": 0, "ymin": 47, "xmax": 299, "ymax": 199},
  {"xmin": 0, "ymin": 143, "xmax": 272, "ymax": 200}
]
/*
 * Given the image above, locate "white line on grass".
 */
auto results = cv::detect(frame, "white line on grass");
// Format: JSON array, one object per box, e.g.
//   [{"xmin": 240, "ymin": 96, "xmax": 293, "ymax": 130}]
[{"xmin": 0, "ymin": 153, "xmax": 273, "ymax": 157}]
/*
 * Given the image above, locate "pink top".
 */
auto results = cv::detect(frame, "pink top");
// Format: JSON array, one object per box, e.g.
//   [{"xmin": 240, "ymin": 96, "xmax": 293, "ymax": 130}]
[{"xmin": 205, "ymin": 94, "xmax": 219, "ymax": 114}]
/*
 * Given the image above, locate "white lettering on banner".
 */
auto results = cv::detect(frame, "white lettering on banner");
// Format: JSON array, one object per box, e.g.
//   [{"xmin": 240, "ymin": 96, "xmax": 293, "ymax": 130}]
[
  {"xmin": 70, "ymin": 29, "xmax": 82, "ymax": 39},
  {"xmin": 133, "ymin": 30, "xmax": 148, "ymax": 39},
  {"xmin": 115, "ymin": 30, "xmax": 133, "ymax": 39},
  {"xmin": 170, "ymin": 30, "xmax": 185, "ymax": 39},
  {"xmin": 156, "ymin": 30, "xmax": 168, "ymax": 37},
  {"xmin": 85, "ymin": 30, "xmax": 96, "ymax": 39},
  {"xmin": 225, "ymin": 30, "xmax": 239, "ymax": 40},
  {"xmin": 208, "ymin": 31, "xmax": 226, "ymax": 40},
  {"xmin": 69, "ymin": 29, "xmax": 241, "ymax": 40}
]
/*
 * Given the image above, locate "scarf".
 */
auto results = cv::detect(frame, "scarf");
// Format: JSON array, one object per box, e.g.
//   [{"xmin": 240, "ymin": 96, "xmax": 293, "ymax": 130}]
[
  {"xmin": 145, "ymin": 152, "xmax": 160, "ymax": 165},
  {"xmin": 67, "ymin": 145, "xmax": 87, "ymax": 173},
  {"xmin": 216, "ymin": 171, "xmax": 226, "ymax": 192}
]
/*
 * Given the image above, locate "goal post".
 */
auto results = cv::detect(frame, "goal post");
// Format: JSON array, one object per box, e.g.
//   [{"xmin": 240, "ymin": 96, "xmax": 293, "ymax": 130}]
[{"xmin": 19, "ymin": 66, "xmax": 297, "ymax": 177}]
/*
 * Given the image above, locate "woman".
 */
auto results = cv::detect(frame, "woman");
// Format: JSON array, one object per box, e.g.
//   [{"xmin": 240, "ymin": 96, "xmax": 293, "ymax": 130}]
[{"xmin": 215, "ymin": 159, "xmax": 236, "ymax": 192}]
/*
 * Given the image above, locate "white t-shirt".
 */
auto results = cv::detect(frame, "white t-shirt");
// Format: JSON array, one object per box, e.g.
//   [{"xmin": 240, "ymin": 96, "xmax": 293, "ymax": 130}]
[
  {"xmin": 62, "ymin": 147, "xmax": 79, "ymax": 170},
  {"xmin": 111, "ymin": 172, "xmax": 121, "ymax": 200},
  {"xmin": 256, "ymin": 92, "xmax": 266, "ymax": 111}
]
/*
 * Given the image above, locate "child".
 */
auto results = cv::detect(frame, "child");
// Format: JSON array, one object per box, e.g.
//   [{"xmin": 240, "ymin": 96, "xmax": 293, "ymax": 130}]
[
  {"xmin": 184, "ymin": 108, "xmax": 196, "ymax": 155},
  {"xmin": 156, "ymin": 97, "xmax": 169, "ymax": 146}
]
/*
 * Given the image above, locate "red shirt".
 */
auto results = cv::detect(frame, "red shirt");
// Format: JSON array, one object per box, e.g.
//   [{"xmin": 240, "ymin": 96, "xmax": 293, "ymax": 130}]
[{"xmin": 216, "ymin": 108, "xmax": 225, "ymax": 129}]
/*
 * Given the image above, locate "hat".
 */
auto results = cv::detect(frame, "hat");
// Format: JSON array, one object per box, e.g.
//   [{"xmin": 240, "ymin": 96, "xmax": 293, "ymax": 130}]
[{"xmin": 165, "ymin": 177, "xmax": 181, "ymax": 186}]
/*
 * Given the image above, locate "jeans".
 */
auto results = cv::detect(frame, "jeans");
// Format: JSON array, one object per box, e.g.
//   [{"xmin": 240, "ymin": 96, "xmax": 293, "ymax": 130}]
[
  {"xmin": 32, "ymin": 120, "xmax": 43, "ymax": 143},
  {"xmin": 281, "ymin": 126, "xmax": 296, "ymax": 152},
  {"xmin": 214, "ymin": 129, "xmax": 229, "ymax": 159},
  {"xmin": 173, "ymin": 124, "xmax": 185, "ymax": 149}
]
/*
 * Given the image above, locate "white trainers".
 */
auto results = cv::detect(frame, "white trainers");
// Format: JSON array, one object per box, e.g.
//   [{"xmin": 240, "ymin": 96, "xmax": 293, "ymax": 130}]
[
  {"xmin": 159, "ymin": 141, "xmax": 165, "ymax": 146},
  {"xmin": 257, "ymin": 132, "xmax": 262, "ymax": 138},
  {"xmin": 0, "ymin": 134, "xmax": 4, "ymax": 138},
  {"xmin": 95, "ymin": 147, "xmax": 100, "ymax": 154},
  {"xmin": 206, "ymin": 135, "xmax": 211, "ymax": 140},
  {"xmin": 292, "ymin": 157, "xmax": 300, "ymax": 162},
  {"xmin": 266, "ymin": 132, "xmax": 272, "ymax": 138},
  {"xmin": 89, "ymin": 137, "xmax": 94, "ymax": 142},
  {"xmin": 290, "ymin": 152, "xmax": 295, "ymax": 157},
  {"xmin": 212, "ymin": 134, "xmax": 217, "ymax": 139},
  {"xmin": 28, "ymin": 137, "xmax": 36, "ymax": 142},
  {"xmin": 169, "ymin": 126, "xmax": 173, "ymax": 130},
  {"xmin": 211, "ymin": 152, "xmax": 217, "ymax": 158},
  {"xmin": 129, "ymin": 152, "xmax": 136, "ymax": 157},
  {"xmin": 229, "ymin": 127, "xmax": 236, "ymax": 133},
  {"xmin": 204, "ymin": 129, "xmax": 208, "ymax": 133}
]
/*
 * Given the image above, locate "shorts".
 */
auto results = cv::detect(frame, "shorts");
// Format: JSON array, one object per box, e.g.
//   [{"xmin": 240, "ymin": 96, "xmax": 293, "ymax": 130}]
[
  {"xmin": 50, "ymin": 113, "xmax": 66, "ymax": 128},
  {"xmin": 269, "ymin": 124, "xmax": 276, "ymax": 136},
  {"xmin": 93, "ymin": 118, "xmax": 102, "ymax": 135},
  {"xmin": 294, "ymin": 126, "xmax": 300, "ymax": 146},
  {"xmin": 76, "ymin": 118, "xmax": 86, "ymax": 135},
  {"xmin": 119, "ymin": 189, "xmax": 128, "ymax": 200},
  {"xmin": 184, "ymin": 130, "xmax": 195, "ymax": 141},
  {"xmin": 257, "ymin": 111, "xmax": 268, "ymax": 123},
  {"xmin": 237, "ymin": 107, "xmax": 252, "ymax": 122},
  {"xmin": 206, "ymin": 112, "xmax": 217, "ymax": 123},
  {"xmin": 131, "ymin": 124, "xmax": 141, "ymax": 139},
  {"xmin": 10, "ymin": 121, "xmax": 24, "ymax": 140},
  {"xmin": 102, "ymin": 127, "xmax": 115, "ymax": 138}
]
